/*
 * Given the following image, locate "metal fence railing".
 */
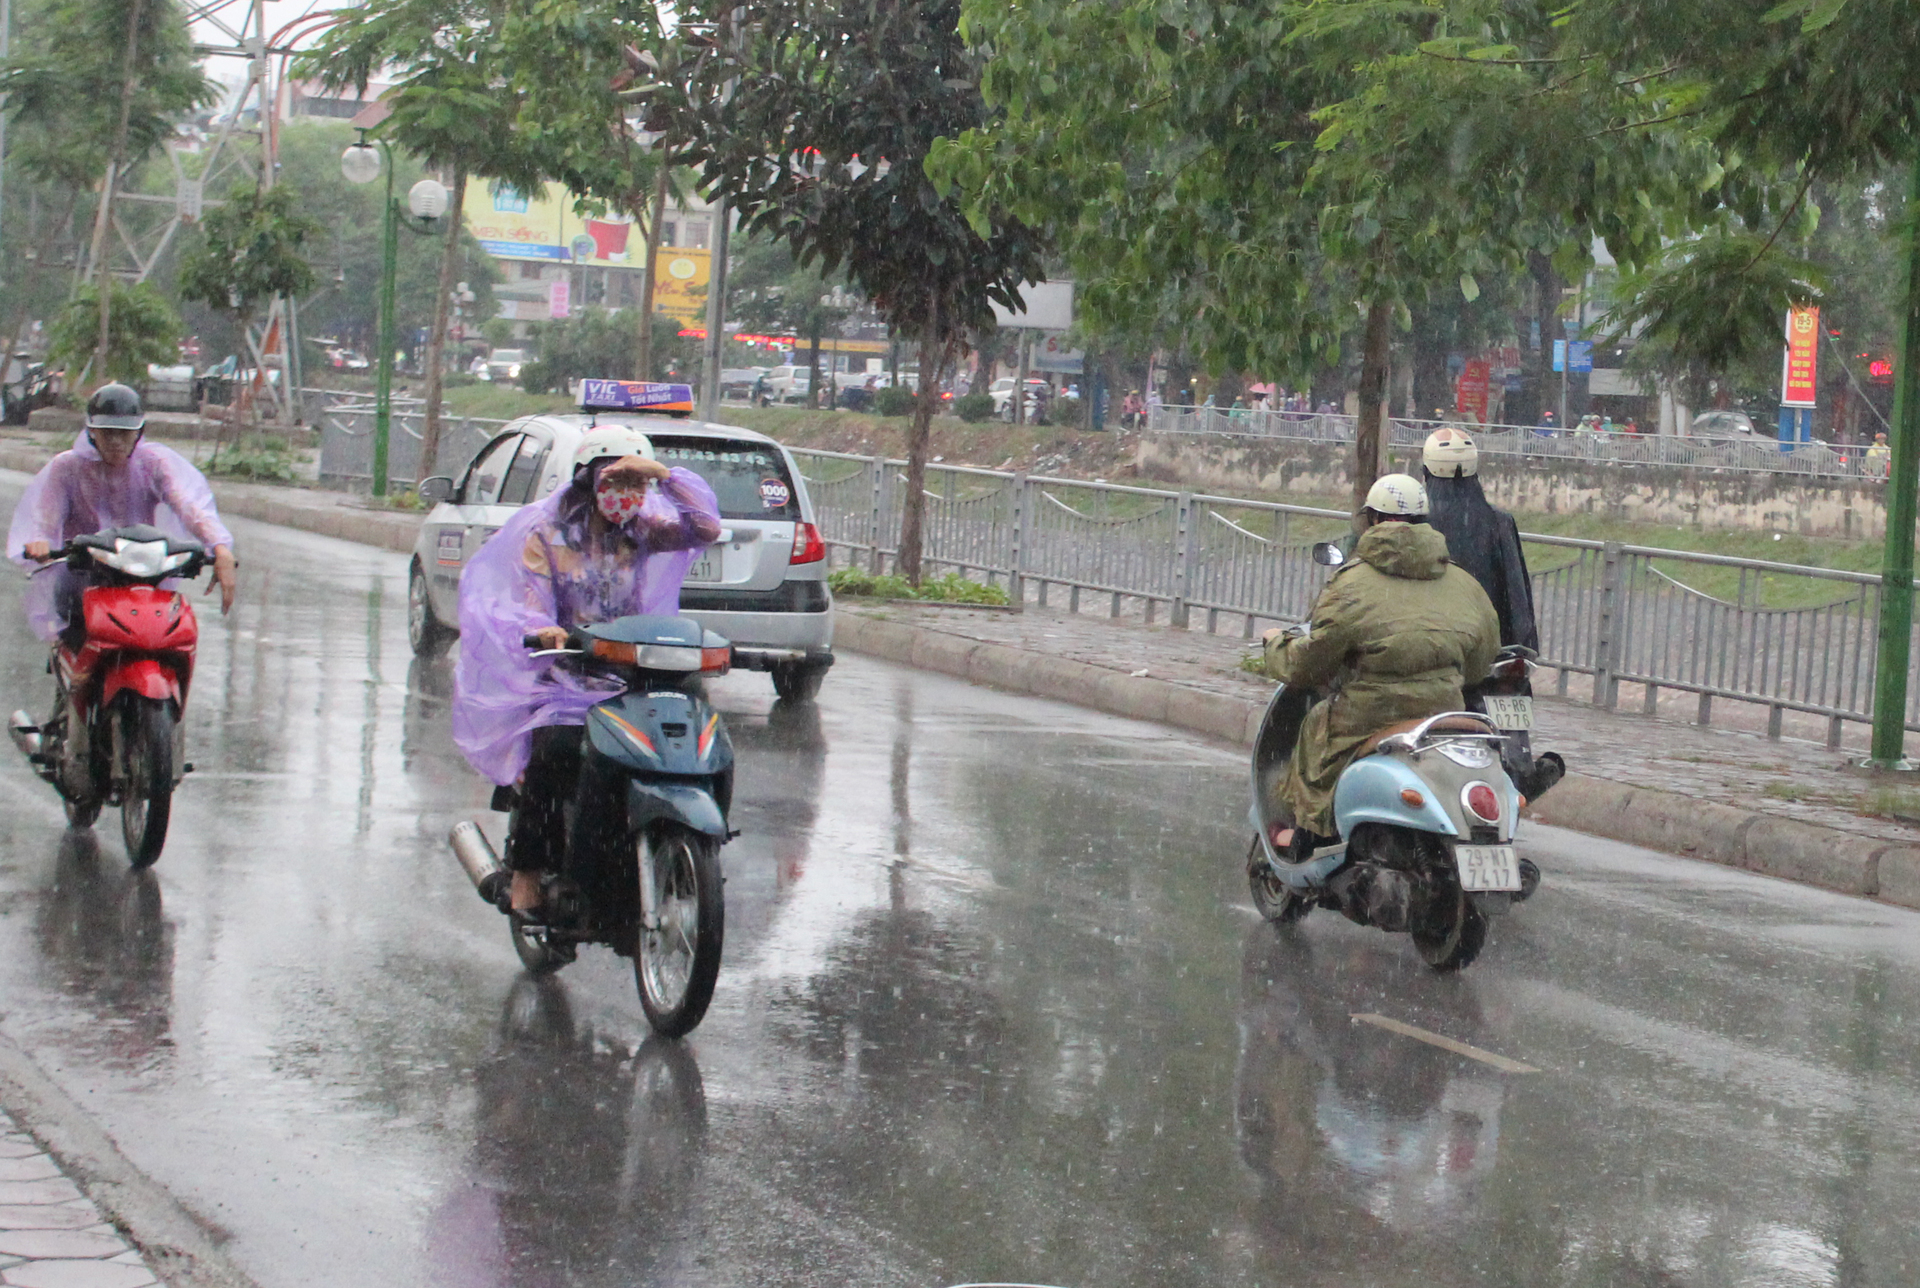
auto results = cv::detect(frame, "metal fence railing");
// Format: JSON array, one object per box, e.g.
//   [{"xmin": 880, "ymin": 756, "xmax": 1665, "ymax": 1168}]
[
  {"xmin": 792, "ymin": 448, "xmax": 1918, "ymax": 743},
  {"xmin": 305, "ymin": 389, "xmax": 511, "ymax": 491},
  {"xmin": 1146, "ymin": 405, "xmax": 1887, "ymax": 481}
]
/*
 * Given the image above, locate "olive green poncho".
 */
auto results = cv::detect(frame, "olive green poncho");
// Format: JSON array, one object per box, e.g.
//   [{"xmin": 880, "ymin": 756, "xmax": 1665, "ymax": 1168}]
[{"xmin": 1262, "ymin": 521, "xmax": 1500, "ymax": 836}]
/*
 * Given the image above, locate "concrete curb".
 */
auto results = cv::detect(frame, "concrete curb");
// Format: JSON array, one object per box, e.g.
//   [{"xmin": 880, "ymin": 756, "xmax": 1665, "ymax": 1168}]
[
  {"xmin": 834, "ymin": 608, "xmax": 1920, "ymax": 914},
  {"xmin": 0, "ymin": 1031, "xmax": 263, "ymax": 1288}
]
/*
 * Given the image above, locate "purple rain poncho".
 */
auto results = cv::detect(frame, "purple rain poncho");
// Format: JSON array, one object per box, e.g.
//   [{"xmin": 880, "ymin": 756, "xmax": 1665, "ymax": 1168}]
[
  {"xmin": 5, "ymin": 434, "xmax": 234, "ymax": 643},
  {"xmin": 452, "ymin": 466, "xmax": 722, "ymax": 786}
]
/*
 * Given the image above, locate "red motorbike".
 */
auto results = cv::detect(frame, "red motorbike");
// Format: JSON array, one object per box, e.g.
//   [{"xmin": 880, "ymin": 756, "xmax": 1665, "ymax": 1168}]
[{"xmin": 9, "ymin": 525, "xmax": 207, "ymax": 866}]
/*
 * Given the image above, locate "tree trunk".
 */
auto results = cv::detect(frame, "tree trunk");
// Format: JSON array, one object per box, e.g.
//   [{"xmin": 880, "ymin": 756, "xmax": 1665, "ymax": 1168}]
[
  {"xmin": 1352, "ymin": 296, "xmax": 1393, "ymax": 529},
  {"xmin": 417, "ymin": 165, "xmax": 467, "ymax": 485},
  {"xmin": 634, "ymin": 164, "xmax": 669, "ymax": 380},
  {"xmin": 89, "ymin": 0, "xmax": 149, "ymax": 385},
  {"xmin": 806, "ymin": 318, "xmax": 822, "ymax": 410},
  {"xmin": 898, "ymin": 292, "xmax": 943, "ymax": 585}
]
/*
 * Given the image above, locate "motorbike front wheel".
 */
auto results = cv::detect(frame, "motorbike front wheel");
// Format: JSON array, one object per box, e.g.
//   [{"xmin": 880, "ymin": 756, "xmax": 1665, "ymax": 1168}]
[
  {"xmin": 1247, "ymin": 836, "xmax": 1311, "ymax": 923},
  {"xmin": 634, "ymin": 824, "xmax": 724, "ymax": 1038},
  {"xmin": 119, "ymin": 697, "xmax": 174, "ymax": 868},
  {"xmin": 1411, "ymin": 880, "xmax": 1487, "ymax": 972}
]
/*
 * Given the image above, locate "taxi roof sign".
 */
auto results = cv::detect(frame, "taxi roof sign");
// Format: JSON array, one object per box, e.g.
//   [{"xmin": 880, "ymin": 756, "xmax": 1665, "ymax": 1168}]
[{"xmin": 579, "ymin": 379, "xmax": 695, "ymax": 417}]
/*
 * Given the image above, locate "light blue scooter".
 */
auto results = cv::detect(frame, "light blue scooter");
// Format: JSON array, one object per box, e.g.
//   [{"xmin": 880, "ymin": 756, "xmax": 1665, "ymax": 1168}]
[{"xmin": 1246, "ymin": 680, "xmax": 1525, "ymax": 972}]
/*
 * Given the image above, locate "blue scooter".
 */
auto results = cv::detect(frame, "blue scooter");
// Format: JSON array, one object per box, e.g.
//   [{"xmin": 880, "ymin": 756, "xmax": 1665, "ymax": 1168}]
[
  {"xmin": 1247, "ymin": 679, "xmax": 1525, "ymax": 972},
  {"xmin": 451, "ymin": 614, "xmax": 736, "ymax": 1037}
]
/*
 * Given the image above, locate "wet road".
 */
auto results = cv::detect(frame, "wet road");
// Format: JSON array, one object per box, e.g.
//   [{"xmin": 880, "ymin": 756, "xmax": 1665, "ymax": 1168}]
[{"xmin": 4, "ymin": 470, "xmax": 1920, "ymax": 1288}]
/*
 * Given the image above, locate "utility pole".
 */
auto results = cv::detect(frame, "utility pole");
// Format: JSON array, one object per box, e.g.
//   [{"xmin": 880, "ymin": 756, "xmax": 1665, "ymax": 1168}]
[
  {"xmin": 1867, "ymin": 158, "xmax": 1920, "ymax": 769},
  {"xmin": 697, "ymin": 197, "xmax": 728, "ymax": 421},
  {"xmin": 0, "ymin": 0, "xmax": 11, "ymax": 303}
]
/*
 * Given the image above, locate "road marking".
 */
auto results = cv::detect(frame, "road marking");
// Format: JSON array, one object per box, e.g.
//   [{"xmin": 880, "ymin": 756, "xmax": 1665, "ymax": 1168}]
[{"xmin": 1350, "ymin": 1013, "xmax": 1540, "ymax": 1074}]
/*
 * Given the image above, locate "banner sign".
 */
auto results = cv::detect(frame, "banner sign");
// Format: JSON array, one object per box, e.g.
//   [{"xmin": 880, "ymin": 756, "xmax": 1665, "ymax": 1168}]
[
  {"xmin": 579, "ymin": 380, "xmax": 695, "ymax": 415},
  {"xmin": 1567, "ymin": 340, "xmax": 1593, "ymax": 373},
  {"xmin": 1782, "ymin": 305, "xmax": 1820, "ymax": 407},
  {"xmin": 1032, "ymin": 330, "xmax": 1084, "ymax": 374},
  {"xmin": 1454, "ymin": 359, "xmax": 1491, "ymax": 422},
  {"xmin": 547, "ymin": 280, "xmax": 570, "ymax": 319}
]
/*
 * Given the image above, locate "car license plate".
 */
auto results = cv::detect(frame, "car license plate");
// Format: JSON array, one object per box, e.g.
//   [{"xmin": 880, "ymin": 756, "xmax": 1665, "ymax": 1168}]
[
  {"xmin": 1455, "ymin": 844, "xmax": 1522, "ymax": 892},
  {"xmin": 1484, "ymin": 695, "xmax": 1532, "ymax": 730},
  {"xmin": 685, "ymin": 547, "xmax": 721, "ymax": 584}
]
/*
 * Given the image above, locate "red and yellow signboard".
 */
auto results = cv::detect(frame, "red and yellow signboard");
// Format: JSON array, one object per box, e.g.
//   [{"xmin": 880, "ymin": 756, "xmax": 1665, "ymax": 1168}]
[
  {"xmin": 1454, "ymin": 359, "xmax": 1491, "ymax": 423},
  {"xmin": 1782, "ymin": 306, "xmax": 1820, "ymax": 407}
]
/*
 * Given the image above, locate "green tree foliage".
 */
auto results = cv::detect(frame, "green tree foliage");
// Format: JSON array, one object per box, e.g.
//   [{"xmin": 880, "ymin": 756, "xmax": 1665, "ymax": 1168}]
[
  {"xmin": 730, "ymin": 234, "xmax": 856, "ymax": 407},
  {"xmin": 520, "ymin": 308, "xmax": 692, "ymax": 394},
  {"xmin": 177, "ymin": 183, "xmax": 323, "ymax": 335},
  {"xmin": 45, "ymin": 282, "xmax": 179, "ymax": 384},
  {"xmin": 655, "ymin": 0, "xmax": 1045, "ymax": 581},
  {"xmin": 0, "ymin": 0, "xmax": 212, "ymax": 193}
]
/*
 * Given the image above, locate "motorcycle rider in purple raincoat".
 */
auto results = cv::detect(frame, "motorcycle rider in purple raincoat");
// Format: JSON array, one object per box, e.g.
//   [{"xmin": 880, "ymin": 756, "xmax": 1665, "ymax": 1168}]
[
  {"xmin": 7, "ymin": 383, "xmax": 237, "ymax": 642},
  {"xmin": 451, "ymin": 423, "xmax": 722, "ymax": 920}
]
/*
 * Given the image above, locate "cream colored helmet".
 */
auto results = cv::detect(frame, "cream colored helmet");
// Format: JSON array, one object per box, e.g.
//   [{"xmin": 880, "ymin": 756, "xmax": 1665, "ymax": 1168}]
[
  {"xmin": 1363, "ymin": 473, "xmax": 1429, "ymax": 517},
  {"xmin": 571, "ymin": 423, "xmax": 655, "ymax": 474},
  {"xmin": 1423, "ymin": 426, "xmax": 1478, "ymax": 478}
]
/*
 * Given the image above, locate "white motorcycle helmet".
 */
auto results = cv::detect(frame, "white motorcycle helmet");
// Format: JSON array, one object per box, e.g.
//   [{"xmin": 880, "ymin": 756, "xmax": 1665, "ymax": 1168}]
[
  {"xmin": 1362, "ymin": 472, "xmax": 1429, "ymax": 519},
  {"xmin": 571, "ymin": 423, "xmax": 655, "ymax": 478},
  {"xmin": 1422, "ymin": 427, "xmax": 1478, "ymax": 478}
]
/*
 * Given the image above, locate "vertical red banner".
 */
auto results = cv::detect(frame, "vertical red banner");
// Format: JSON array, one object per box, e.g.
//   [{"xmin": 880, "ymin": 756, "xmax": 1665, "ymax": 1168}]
[
  {"xmin": 1782, "ymin": 306, "xmax": 1819, "ymax": 407},
  {"xmin": 1455, "ymin": 359, "xmax": 1491, "ymax": 422}
]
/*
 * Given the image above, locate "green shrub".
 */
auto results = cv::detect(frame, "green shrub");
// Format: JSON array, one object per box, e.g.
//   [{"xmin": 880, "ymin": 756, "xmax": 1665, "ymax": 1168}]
[
  {"xmin": 954, "ymin": 391, "xmax": 994, "ymax": 422},
  {"xmin": 208, "ymin": 435, "xmax": 299, "ymax": 483},
  {"xmin": 828, "ymin": 566, "xmax": 1010, "ymax": 605},
  {"xmin": 442, "ymin": 372, "xmax": 480, "ymax": 389},
  {"xmin": 873, "ymin": 385, "xmax": 917, "ymax": 417}
]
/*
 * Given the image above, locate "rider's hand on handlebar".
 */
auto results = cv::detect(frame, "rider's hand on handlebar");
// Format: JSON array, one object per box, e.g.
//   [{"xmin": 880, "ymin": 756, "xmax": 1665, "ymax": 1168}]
[
  {"xmin": 22, "ymin": 540, "xmax": 53, "ymax": 563},
  {"xmin": 209, "ymin": 547, "xmax": 236, "ymax": 614},
  {"xmin": 529, "ymin": 626, "xmax": 570, "ymax": 650}
]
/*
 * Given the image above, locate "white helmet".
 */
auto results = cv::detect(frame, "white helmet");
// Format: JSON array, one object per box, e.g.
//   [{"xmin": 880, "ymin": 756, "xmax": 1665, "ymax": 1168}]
[
  {"xmin": 1423, "ymin": 427, "xmax": 1478, "ymax": 478},
  {"xmin": 1363, "ymin": 473, "xmax": 1428, "ymax": 517},
  {"xmin": 571, "ymin": 423, "xmax": 655, "ymax": 474}
]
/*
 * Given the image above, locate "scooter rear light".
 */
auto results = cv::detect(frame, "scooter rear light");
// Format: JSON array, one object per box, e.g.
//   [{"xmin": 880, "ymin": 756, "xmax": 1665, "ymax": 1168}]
[
  {"xmin": 700, "ymin": 645, "xmax": 732, "ymax": 674},
  {"xmin": 1465, "ymin": 783, "xmax": 1501, "ymax": 823},
  {"xmin": 1493, "ymin": 658, "xmax": 1530, "ymax": 679},
  {"xmin": 790, "ymin": 521, "xmax": 826, "ymax": 565}
]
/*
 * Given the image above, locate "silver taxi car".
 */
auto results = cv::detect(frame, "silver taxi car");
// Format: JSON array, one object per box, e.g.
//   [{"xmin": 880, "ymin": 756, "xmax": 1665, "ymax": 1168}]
[{"xmin": 407, "ymin": 387, "xmax": 833, "ymax": 701}]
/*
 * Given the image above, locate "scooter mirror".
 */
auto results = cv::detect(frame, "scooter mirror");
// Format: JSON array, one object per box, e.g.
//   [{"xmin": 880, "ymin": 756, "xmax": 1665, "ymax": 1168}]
[{"xmin": 1311, "ymin": 541, "xmax": 1345, "ymax": 568}]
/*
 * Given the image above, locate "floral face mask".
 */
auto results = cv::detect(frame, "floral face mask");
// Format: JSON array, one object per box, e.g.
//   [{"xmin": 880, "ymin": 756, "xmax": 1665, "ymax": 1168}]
[{"xmin": 594, "ymin": 474, "xmax": 649, "ymax": 526}]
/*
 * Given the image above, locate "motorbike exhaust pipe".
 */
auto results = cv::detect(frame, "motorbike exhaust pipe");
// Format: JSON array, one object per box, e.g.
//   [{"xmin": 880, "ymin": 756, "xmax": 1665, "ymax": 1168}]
[
  {"xmin": 450, "ymin": 821, "xmax": 509, "ymax": 908},
  {"xmin": 8, "ymin": 711, "xmax": 43, "ymax": 761}
]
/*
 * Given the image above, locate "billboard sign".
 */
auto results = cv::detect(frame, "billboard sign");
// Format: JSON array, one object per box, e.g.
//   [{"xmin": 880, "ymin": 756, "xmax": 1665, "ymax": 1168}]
[
  {"xmin": 1031, "ymin": 331, "xmax": 1084, "ymax": 374},
  {"xmin": 1781, "ymin": 305, "xmax": 1819, "ymax": 407},
  {"xmin": 991, "ymin": 279, "xmax": 1074, "ymax": 331},
  {"xmin": 1455, "ymin": 359, "xmax": 1491, "ymax": 422}
]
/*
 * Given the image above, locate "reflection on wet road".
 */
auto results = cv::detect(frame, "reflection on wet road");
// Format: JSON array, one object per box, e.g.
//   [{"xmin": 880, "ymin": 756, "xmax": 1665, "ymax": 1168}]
[{"xmin": 4, "ymin": 469, "xmax": 1920, "ymax": 1287}]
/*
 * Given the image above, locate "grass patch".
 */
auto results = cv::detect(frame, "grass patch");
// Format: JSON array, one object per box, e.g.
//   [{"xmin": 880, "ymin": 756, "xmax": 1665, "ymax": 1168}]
[
  {"xmin": 1762, "ymin": 781, "xmax": 1812, "ymax": 802},
  {"xmin": 829, "ymin": 567, "xmax": 1010, "ymax": 605},
  {"xmin": 207, "ymin": 435, "xmax": 301, "ymax": 482},
  {"xmin": 370, "ymin": 489, "xmax": 430, "ymax": 512},
  {"xmin": 440, "ymin": 384, "xmax": 577, "ymax": 421}
]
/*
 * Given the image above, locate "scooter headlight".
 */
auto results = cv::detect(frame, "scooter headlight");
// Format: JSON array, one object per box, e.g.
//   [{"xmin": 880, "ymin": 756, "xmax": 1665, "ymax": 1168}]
[{"xmin": 102, "ymin": 538, "xmax": 169, "ymax": 578}]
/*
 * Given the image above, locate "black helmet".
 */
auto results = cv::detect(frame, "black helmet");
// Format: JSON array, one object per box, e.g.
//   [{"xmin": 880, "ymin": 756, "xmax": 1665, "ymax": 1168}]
[{"xmin": 86, "ymin": 383, "xmax": 145, "ymax": 431}]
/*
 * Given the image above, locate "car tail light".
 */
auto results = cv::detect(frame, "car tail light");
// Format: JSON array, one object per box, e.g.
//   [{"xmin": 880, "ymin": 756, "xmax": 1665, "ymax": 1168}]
[
  {"xmin": 700, "ymin": 645, "xmax": 732, "ymax": 674},
  {"xmin": 791, "ymin": 521, "xmax": 825, "ymax": 564},
  {"xmin": 1464, "ymin": 783, "xmax": 1501, "ymax": 823}
]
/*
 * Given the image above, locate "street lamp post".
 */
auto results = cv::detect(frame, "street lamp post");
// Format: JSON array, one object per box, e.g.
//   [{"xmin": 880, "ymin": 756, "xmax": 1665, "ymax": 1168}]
[{"xmin": 341, "ymin": 133, "xmax": 449, "ymax": 497}]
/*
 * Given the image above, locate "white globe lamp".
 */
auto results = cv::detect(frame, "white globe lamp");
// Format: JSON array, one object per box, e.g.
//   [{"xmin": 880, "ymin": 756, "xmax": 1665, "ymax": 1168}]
[
  {"xmin": 340, "ymin": 144, "xmax": 382, "ymax": 186},
  {"xmin": 408, "ymin": 178, "xmax": 450, "ymax": 220}
]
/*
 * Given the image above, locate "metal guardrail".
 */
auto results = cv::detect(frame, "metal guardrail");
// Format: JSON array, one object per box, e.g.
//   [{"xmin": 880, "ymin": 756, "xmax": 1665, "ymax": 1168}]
[
  {"xmin": 792, "ymin": 448, "xmax": 1920, "ymax": 742},
  {"xmin": 306, "ymin": 389, "xmax": 510, "ymax": 491},
  {"xmin": 1146, "ymin": 406, "xmax": 1887, "ymax": 481}
]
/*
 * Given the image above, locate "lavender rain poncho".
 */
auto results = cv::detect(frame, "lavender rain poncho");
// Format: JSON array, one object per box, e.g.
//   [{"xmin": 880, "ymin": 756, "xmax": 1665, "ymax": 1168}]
[
  {"xmin": 452, "ymin": 466, "xmax": 722, "ymax": 785},
  {"xmin": 5, "ymin": 434, "xmax": 233, "ymax": 643}
]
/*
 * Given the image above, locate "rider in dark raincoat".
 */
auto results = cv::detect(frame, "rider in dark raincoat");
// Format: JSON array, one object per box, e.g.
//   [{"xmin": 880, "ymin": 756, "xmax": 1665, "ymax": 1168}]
[{"xmin": 1419, "ymin": 427, "xmax": 1536, "ymax": 651}]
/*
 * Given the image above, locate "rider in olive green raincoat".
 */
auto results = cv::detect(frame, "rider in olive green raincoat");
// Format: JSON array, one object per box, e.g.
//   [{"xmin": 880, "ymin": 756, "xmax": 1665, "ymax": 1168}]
[{"xmin": 1261, "ymin": 474, "xmax": 1500, "ymax": 840}]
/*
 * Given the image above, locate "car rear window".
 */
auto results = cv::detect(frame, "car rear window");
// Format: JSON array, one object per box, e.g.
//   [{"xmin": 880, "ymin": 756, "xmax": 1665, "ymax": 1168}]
[{"xmin": 653, "ymin": 437, "xmax": 800, "ymax": 520}]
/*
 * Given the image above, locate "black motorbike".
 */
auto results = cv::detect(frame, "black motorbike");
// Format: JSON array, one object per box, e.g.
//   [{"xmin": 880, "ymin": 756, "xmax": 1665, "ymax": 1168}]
[
  {"xmin": 449, "ymin": 614, "xmax": 736, "ymax": 1038},
  {"xmin": 1460, "ymin": 644, "xmax": 1565, "ymax": 804}
]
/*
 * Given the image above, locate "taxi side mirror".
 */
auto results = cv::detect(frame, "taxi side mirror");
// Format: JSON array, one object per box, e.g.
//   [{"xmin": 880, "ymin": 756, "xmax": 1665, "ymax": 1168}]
[
  {"xmin": 1311, "ymin": 541, "xmax": 1345, "ymax": 568},
  {"xmin": 418, "ymin": 475, "xmax": 455, "ymax": 505}
]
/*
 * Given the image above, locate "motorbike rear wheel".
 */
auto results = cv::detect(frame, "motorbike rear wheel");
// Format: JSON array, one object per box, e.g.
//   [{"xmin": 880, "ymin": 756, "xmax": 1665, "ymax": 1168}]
[
  {"xmin": 1247, "ymin": 836, "xmax": 1311, "ymax": 923},
  {"xmin": 119, "ymin": 698, "xmax": 174, "ymax": 869},
  {"xmin": 634, "ymin": 824, "xmax": 724, "ymax": 1038},
  {"xmin": 1411, "ymin": 880, "xmax": 1487, "ymax": 972}
]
